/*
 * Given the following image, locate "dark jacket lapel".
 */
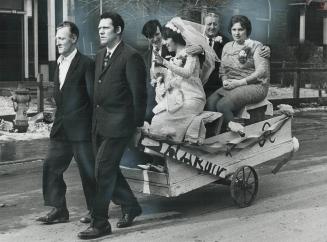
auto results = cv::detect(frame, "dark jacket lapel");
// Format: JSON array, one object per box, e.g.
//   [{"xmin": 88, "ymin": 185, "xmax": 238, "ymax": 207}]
[
  {"xmin": 147, "ymin": 46, "xmax": 152, "ymax": 68},
  {"xmin": 53, "ymin": 66, "xmax": 59, "ymax": 92},
  {"xmin": 100, "ymin": 41, "xmax": 124, "ymax": 77},
  {"xmin": 95, "ymin": 48, "xmax": 106, "ymax": 80},
  {"xmin": 60, "ymin": 51, "xmax": 81, "ymax": 91},
  {"xmin": 53, "ymin": 65, "xmax": 61, "ymax": 101}
]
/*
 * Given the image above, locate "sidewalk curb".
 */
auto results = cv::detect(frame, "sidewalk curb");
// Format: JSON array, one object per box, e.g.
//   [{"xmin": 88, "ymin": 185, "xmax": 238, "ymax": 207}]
[{"xmin": 0, "ymin": 157, "xmax": 44, "ymax": 166}]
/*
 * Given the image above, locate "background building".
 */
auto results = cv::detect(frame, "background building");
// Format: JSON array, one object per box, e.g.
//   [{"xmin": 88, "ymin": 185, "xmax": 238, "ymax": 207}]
[{"xmin": 0, "ymin": 0, "xmax": 326, "ymax": 89}]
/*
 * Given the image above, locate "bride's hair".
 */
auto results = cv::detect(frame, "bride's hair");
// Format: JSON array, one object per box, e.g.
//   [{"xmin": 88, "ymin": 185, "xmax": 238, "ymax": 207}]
[{"xmin": 161, "ymin": 27, "xmax": 186, "ymax": 46}]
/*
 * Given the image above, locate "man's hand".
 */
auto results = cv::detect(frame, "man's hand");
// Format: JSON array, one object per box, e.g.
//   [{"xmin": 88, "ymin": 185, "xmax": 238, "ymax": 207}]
[
  {"xmin": 185, "ymin": 45, "xmax": 203, "ymax": 55},
  {"xmin": 153, "ymin": 50, "xmax": 164, "ymax": 65},
  {"xmin": 259, "ymin": 45, "xmax": 271, "ymax": 59},
  {"xmin": 223, "ymin": 79, "xmax": 234, "ymax": 90}
]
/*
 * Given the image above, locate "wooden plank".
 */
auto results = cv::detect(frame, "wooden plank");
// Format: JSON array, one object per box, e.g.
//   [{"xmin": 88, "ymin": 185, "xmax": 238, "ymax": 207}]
[
  {"xmin": 120, "ymin": 166, "xmax": 168, "ymax": 185},
  {"xmin": 166, "ymin": 157, "xmax": 218, "ymax": 197},
  {"xmin": 125, "ymin": 178, "xmax": 170, "ymax": 197},
  {"xmin": 166, "ymin": 157, "xmax": 218, "ymax": 185},
  {"xmin": 169, "ymin": 174, "xmax": 217, "ymax": 197}
]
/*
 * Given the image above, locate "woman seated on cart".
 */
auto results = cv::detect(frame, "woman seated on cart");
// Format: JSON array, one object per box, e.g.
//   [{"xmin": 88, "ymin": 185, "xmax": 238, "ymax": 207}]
[
  {"xmin": 206, "ymin": 15, "xmax": 270, "ymax": 133},
  {"xmin": 149, "ymin": 18, "xmax": 217, "ymax": 142}
]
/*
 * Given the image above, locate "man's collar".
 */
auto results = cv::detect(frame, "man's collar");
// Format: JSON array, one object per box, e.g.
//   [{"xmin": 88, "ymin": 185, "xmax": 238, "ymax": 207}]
[
  {"xmin": 152, "ymin": 43, "xmax": 162, "ymax": 51},
  {"xmin": 204, "ymin": 32, "xmax": 222, "ymax": 39},
  {"xmin": 107, "ymin": 40, "xmax": 121, "ymax": 55},
  {"xmin": 57, "ymin": 48, "xmax": 77, "ymax": 64}
]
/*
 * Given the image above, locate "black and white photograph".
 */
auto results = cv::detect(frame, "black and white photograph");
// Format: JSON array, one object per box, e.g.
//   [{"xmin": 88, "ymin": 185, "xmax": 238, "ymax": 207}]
[{"xmin": 0, "ymin": 0, "xmax": 327, "ymax": 241}]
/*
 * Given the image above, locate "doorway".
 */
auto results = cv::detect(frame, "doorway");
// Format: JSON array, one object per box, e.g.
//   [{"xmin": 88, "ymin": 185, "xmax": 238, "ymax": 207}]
[{"xmin": 0, "ymin": 14, "xmax": 23, "ymax": 82}]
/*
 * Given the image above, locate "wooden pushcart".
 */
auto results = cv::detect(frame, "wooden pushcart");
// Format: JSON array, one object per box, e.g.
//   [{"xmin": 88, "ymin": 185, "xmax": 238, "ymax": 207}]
[{"xmin": 121, "ymin": 108, "xmax": 299, "ymax": 208}]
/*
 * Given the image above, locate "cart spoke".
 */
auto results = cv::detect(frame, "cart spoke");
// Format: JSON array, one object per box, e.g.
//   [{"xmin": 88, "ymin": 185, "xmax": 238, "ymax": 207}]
[
  {"xmin": 246, "ymin": 169, "xmax": 252, "ymax": 183},
  {"xmin": 231, "ymin": 166, "xmax": 258, "ymax": 208},
  {"xmin": 243, "ymin": 186, "xmax": 247, "ymax": 203},
  {"xmin": 242, "ymin": 167, "xmax": 245, "ymax": 185}
]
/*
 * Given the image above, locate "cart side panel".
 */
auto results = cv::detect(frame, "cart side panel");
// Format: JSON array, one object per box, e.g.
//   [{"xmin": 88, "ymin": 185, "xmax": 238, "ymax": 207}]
[
  {"xmin": 121, "ymin": 166, "xmax": 170, "ymax": 197},
  {"xmin": 183, "ymin": 117, "xmax": 294, "ymax": 177},
  {"xmin": 220, "ymin": 140, "xmax": 294, "ymax": 176},
  {"xmin": 166, "ymin": 157, "xmax": 218, "ymax": 197},
  {"xmin": 154, "ymin": 115, "xmax": 295, "ymax": 178}
]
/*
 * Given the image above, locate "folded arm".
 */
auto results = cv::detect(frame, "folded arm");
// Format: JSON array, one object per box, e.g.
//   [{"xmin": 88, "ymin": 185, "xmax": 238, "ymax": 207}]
[
  {"xmin": 243, "ymin": 46, "xmax": 270, "ymax": 85},
  {"xmin": 126, "ymin": 53, "xmax": 147, "ymax": 127},
  {"xmin": 163, "ymin": 55, "xmax": 196, "ymax": 79},
  {"xmin": 220, "ymin": 45, "xmax": 270, "ymax": 89}
]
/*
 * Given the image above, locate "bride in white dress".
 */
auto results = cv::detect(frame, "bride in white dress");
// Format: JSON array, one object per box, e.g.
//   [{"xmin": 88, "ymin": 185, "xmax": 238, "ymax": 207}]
[{"xmin": 149, "ymin": 17, "xmax": 218, "ymax": 142}]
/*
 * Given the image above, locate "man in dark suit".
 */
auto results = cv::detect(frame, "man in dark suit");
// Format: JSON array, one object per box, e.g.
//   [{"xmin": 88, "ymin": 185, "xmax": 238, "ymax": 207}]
[
  {"xmin": 36, "ymin": 22, "xmax": 96, "ymax": 224},
  {"xmin": 78, "ymin": 12, "xmax": 147, "ymax": 240},
  {"xmin": 203, "ymin": 13, "xmax": 230, "ymax": 96},
  {"xmin": 141, "ymin": 19, "xmax": 171, "ymax": 122}
]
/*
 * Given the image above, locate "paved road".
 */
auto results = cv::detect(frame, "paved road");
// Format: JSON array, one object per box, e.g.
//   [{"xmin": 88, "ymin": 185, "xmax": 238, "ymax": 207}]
[{"xmin": 0, "ymin": 111, "xmax": 327, "ymax": 242}]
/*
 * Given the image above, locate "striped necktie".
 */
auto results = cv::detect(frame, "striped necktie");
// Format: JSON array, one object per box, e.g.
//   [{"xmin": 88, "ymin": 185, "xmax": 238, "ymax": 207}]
[{"xmin": 102, "ymin": 51, "xmax": 111, "ymax": 70}]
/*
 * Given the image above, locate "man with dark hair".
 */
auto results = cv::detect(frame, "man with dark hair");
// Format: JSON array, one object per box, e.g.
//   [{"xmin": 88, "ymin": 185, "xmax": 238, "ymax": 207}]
[
  {"xmin": 78, "ymin": 12, "xmax": 147, "ymax": 240},
  {"xmin": 142, "ymin": 19, "xmax": 171, "ymax": 122},
  {"xmin": 36, "ymin": 21, "xmax": 96, "ymax": 225},
  {"xmin": 142, "ymin": 19, "xmax": 162, "ymax": 41}
]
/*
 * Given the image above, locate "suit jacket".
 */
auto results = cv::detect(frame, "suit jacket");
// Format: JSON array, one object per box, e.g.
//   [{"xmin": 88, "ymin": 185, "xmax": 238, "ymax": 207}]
[
  {"xmin": 204, "ymin": 33, "xmax": 229, "ymax": 96},
  {"xmin": 93, "ymin": 41, "xmax": 147, "ymax": 138},
  {"xmin": 50, "ymin": 51, "xmax": 95, "ymax": 141},
  {"xmin": 143, "ymin": 44, "xmax": 171, "ymax": 71},
  {"xmin": 143, "ymin": 45, "xmax": 171, "ymax": 122}
]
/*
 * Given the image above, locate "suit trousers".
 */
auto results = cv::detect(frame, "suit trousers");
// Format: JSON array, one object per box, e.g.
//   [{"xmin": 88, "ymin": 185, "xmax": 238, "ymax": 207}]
[
  {"xmin": 92, "ymin": 133, "xmax": 139, "ymax": 228},
  {"xmin": 42, "ymin": 138, "xmax": 96, "ymax": 210},
  {"xmin": 204, "ymin": 64, "xmax": 223, "ymax": 97}
]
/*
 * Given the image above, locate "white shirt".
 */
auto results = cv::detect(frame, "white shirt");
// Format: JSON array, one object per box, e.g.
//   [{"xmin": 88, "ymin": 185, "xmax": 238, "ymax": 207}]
[
  {"xmin": 57, "ymin": 48, "xmax": 77, "ymax": 89},
  {"xmin": 150, "ymin": 44, "xmax": 162, "ymax": 79}
]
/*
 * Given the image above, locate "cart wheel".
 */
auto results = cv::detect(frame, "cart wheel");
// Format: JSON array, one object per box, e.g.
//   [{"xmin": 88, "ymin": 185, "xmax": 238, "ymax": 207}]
[{"xmin": 230, "ymin": 165, "xmax": 258, "ymax": 208}]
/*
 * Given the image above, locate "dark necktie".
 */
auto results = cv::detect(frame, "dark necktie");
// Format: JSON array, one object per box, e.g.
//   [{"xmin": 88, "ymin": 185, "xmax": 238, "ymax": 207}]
[
  {"xmin": 209, "ymin": 38, "xmax": 213, "ymax": 47},
  {"xmin": 102, "ymin": 51, "xmax": 111, "ymax": 70}
]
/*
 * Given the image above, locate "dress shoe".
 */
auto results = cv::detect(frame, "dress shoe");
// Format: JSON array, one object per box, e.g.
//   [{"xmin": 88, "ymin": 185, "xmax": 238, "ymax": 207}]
[
  {"xmin": 36, "ymin": 207, "xmax": 69, "ymax": 224},
  {"xmin": 228, "ymin": 121, "xmax": 245, "ymax": 137},
  {"xmin": 116, "ymin": 206, "xmax": 142, "ymax": 228},
  {"xmin": 77, "ymin": 225, "xmax": 112, "ymax": 240},
  {"xmin": 79, "ymin": 211, "xmax": 91, "ymax": 223}
]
